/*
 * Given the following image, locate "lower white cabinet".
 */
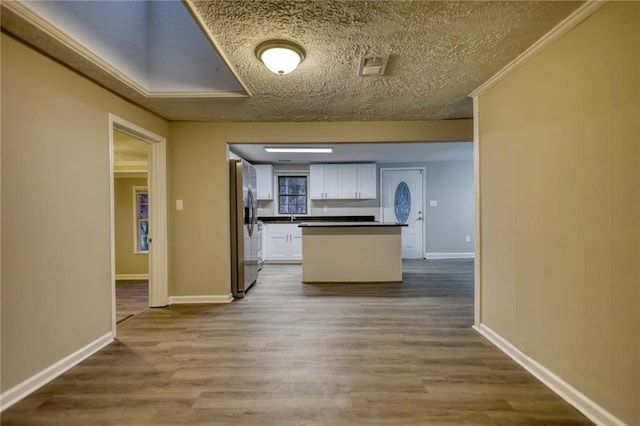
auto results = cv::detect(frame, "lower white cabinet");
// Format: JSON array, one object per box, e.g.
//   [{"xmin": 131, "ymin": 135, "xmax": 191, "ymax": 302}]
[{"xmin": 264, "ymin": 223, "xmax": 302, "ymax": 262}]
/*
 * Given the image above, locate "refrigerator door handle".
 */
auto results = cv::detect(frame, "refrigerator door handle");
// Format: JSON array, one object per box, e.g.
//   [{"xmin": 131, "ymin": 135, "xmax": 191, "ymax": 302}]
[{"xmin": 247, "ymin": 189, "xmax": 255, "ymax": 237}]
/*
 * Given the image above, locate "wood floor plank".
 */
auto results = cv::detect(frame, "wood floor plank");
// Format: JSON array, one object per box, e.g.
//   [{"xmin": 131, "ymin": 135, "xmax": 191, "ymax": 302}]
[
  {"xmin": 115, "ymin": 280, "xmax": 148, "ymax": 324},
  {"xmin": 1, "ymin": 260, "xmax": 592, "ymax": 425}
]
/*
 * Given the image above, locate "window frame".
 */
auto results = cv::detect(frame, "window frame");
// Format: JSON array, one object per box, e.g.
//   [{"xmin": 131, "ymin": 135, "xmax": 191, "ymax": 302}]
[
  {"xmin": 133, "ymin": 186, "xmax": 149, "ymax": 254},
  {"xmin": 274, "ymin": 170, "xmax": 310, "ymax": 217}
]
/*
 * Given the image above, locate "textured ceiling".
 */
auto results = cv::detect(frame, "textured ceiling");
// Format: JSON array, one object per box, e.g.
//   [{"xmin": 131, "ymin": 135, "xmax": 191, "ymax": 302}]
[
  {"xmin": 2, "ymin": 0, "xmax": 583, "ymax": 121},
  {"xmin": 190, "ymin": 0, "xmax": 581, "ymax": 121}
]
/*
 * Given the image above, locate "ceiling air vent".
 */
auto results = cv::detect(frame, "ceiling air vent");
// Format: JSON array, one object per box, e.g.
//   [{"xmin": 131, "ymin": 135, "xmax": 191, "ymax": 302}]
[{"xmin": 358, "ymin": 55, "xmax": 389, "ymax": 77}]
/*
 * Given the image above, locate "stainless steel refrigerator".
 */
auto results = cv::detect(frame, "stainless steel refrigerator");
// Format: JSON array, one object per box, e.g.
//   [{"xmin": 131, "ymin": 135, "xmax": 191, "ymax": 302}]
[{"xmin": 230, "ymin": 159, "xmax": 259, "ymax": 298}]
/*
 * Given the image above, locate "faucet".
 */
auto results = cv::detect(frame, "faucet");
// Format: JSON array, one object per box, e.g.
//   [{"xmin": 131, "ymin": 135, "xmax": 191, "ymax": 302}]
[{"xmin": 290, "ymin": 214, "xmax": 295, "ymax": 222}]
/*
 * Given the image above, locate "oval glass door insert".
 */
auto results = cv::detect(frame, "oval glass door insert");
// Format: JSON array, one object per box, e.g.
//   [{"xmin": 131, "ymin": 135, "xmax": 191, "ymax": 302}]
[{"xmin": 394, "ymin": 182, "xmax": 411, "ymax": 224}]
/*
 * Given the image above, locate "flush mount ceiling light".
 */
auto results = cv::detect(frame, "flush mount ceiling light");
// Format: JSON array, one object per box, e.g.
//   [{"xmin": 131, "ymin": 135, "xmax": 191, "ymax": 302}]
[
  {"xmin": 264, "ymin": 147, "xmax": 333, "ymax": 153},
  {"xmin": 256, "ymin": 40, "xmax": 305, "ymax": 75}
]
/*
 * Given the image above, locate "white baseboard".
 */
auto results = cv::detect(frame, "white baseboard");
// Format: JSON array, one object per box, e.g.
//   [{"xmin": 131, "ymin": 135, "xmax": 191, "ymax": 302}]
[
  {"xmin": 0, "ymin": 332, "xmax": 113, "ymax": 412},
  {"xmin": 168, "ymin": 294, "xmax": 233, "ymax": 304},
  {"xmin": 115, "ymin": 274, "xmax": 148, "ymax": 280},
  {"xmin": 474, "ymin": 324, "xmax": 626, "ymax": 426},
  {"xmin": 425, "ymin": 252, "xmax": 475, "ymax": 259}
]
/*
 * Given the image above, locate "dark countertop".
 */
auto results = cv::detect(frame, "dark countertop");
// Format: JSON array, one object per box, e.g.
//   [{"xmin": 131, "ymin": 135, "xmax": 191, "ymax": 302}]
[
  {"xmin": 259, "ymin": 215, "xmax": 375, "ymax": 224},
  {"xmin": 298, "ymin": 222, "xmax": 408, "ymax": 228}
]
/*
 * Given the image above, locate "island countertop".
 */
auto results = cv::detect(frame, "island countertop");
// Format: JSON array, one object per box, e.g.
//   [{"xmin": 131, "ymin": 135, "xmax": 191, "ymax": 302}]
[{"xmin": 298, "ymin": 222, "xmax": 407, "ymax": 228}]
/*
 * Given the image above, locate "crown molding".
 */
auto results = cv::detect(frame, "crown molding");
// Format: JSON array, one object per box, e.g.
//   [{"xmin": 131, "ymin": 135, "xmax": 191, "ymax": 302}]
[
  {"xmin": 469, "ymin": 1, "xmax": 607, "ymax": 98},
  {"xmin": 2, "ymin": 0, "xmax": 250, "ymax": 99},
  {"xmin": 147, "ymin": 90, "xmax": 247, "ymax": 99}
]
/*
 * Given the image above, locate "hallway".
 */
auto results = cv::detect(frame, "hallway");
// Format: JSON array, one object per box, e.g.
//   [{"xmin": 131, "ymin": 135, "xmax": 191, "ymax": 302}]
[{"xmin": 2, "ymin": 260, "xmax": 591, "ymax": 425}]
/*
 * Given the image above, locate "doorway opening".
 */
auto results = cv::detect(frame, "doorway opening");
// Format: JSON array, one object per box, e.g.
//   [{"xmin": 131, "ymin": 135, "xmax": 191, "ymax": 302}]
[
  {"xmin": 113, "ymin": 130, "xmax": 150, "ymax": 324},
  {"xmin": 109, "ymin": 114, "xmax": 168, "ymax": 335}
]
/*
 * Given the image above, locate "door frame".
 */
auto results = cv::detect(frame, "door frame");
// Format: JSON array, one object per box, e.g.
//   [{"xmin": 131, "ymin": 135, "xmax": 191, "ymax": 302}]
[
  {"xmin": 109, "ymin": 114, "xmax": 168, "ymax": 336},
  {"xmin": 379, "ymin": 167, "xmax": 427, "ymax": 259}
]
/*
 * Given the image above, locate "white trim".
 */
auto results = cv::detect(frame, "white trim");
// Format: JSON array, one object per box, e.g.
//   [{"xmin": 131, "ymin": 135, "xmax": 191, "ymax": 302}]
[
  {"xmin": 147, "ymin": 91, "xmax": 248, "ymax": 98},
  {"xmin": 425, "ymin": 252, "xmax": 475, "ymax": 259},
  {"xmin": 147, "ymin": 137, "xmax": 169, "ymax": 308},
  {"xmin": 474, "ymin": 324, "xmax": 626, "ymax": 426},
  {"xmin": 469, "ymin": 1, "xmax": 607, "ymax": 98},
  {"xmin": 2, "ymin": 1, "xmax": 251, "ymax": 99},
  {"xmin": 109, "ymin": 114, "xmax": 169, "ymax": 332},
  {"xmin": 115, "ymin": 274, "xmax": 149, "ymax": 281},
  {"xmin": 473, "ymin": 96, "xmax": 482, "ymax": 327},
  {"xmin": 4, "ymin": 1, "xmax": 147, "ymax": 94},
  {"xmin": 0, "ymin": 332, "xmax": 113, "ymax": 412},
  {"xmin": 168, "ymin": 295, "xmax": 234, "ymax": 304},
  {"xmin": 108, "ymin": 118, "xmax": 118, "ymax": 335}
]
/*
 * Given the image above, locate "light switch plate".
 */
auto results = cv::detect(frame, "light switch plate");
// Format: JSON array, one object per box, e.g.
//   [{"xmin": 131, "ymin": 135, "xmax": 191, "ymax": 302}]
[
  {"xmin": 429, "ymin": 200, "xmax": 438, "ymax": 207},
  {"xmin": 176, "ymin": 199, "xmax": 184, "ymax": 211}
]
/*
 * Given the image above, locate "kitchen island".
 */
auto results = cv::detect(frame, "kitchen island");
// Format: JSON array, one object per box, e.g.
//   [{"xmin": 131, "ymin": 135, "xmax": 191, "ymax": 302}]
[{"xmin": 298, "ymin": 222, "xmax": 407, "ymax": 283}]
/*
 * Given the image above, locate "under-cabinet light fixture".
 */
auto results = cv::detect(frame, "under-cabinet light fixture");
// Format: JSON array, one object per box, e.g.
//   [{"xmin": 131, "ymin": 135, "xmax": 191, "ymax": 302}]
[{"xmin": 264, "ymin": 147, "xmax": 333, "ymax": 153}]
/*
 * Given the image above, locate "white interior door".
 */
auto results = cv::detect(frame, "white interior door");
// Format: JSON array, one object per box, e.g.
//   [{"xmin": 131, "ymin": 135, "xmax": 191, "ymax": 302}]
[{"xmin": 381, "ymin": 169, "xmax": 424, "ymax": 259}]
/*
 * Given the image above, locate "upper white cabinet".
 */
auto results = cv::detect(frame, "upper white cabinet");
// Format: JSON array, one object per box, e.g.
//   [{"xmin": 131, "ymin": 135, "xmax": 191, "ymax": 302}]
[
  {"xmin": 255, "ymin": 164, "xmax": 273, "ymax": 200},
  {"xmin": 311, "ymin": 163, "xmax": 377, "ymax": 200},
  {"xmin": 339, "ymin": 164, "xmax": 376, "ymax": 199},
  {"xmin": 310, "ymin": 164, "xmax": 339, "ymax": 199},
  {"xmin": 356, "ymin": 163, "xmax": 377, "ymax": 199}
]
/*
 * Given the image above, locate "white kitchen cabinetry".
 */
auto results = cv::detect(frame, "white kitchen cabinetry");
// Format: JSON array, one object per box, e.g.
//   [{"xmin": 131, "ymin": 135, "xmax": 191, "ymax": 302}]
[
  {"xmin": 312, "ymin": 163, "xmax": 377, "ymax": 200},
  {"xmin": 356, "ymin": 163, "xmax": 377, "ymax": 199},
  {"xmin": 264, "ymin": 223, "xmax": 302, "ymax": 262},
  {"xmin": 310, "ymin": 164, "xmax": 339, "ymax": 199},
  {"xmin": 255, "ymin": 164, "xmax": 273, "ymax": 200}
]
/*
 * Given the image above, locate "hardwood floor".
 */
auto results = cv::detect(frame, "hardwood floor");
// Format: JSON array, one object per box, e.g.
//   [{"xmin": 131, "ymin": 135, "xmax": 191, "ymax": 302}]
[
  {"xmin": 115, "ymin": 280, "xmax": 149, "ymax": 324},
  {"xmin": 2, "ymin": 260, "xmax": 591, "ymax": 425}
]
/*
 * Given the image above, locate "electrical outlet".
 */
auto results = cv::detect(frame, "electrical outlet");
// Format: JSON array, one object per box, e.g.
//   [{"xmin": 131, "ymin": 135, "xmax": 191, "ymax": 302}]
[
  {"xmin": 323, "ymin": 206, "xmax": 328, "ymax": 212},
  {"xmin": 465, "ymin": 235, "xmax": 471, "ymax": 242}
]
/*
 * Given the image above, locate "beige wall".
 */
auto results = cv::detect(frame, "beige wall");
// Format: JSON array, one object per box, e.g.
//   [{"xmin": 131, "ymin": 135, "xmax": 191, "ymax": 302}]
[
  {"xmin": 169, "ymin": 120, "xmax": 472, "ymax": 296},
  {"xmin": 115, "ymin": 177, "xmax": 149, "ymax": 276},
  {"xmin": 1, "ymin": 34, "xmax": 168, "ymax": 392},
  {"xmin": 477, "ymin": 3, "xmax": 639, "ymax": 424}
]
